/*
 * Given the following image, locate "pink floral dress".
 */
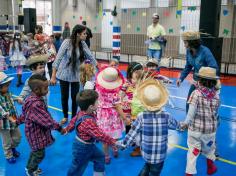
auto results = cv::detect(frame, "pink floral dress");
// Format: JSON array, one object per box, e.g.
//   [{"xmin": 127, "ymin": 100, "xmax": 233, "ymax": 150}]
[{"xmin": 95, "ymin": 70, "xmax": 125, "ymax": 139}]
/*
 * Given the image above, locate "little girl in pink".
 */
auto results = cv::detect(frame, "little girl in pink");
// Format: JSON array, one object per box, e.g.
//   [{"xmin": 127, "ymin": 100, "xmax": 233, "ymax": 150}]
[{"xmin": 95, "ymin": 66, "xmax": 126, "ymax": 164}]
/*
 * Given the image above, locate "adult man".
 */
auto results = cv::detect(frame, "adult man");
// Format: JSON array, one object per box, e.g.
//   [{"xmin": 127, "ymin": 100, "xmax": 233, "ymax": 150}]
[
  {"xmin": 147, "ymin": 13, "xmax": 166, "ymax": 63},
  {"xmin": 82, "ymin": 21, "xmax": 93, "ymax": 48}
]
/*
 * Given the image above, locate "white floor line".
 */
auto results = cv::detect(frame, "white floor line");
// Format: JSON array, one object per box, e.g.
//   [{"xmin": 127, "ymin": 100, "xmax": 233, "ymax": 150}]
[
  {"xmin": 6, "ymin": 71, "xmax": 31, "ymax": 76},
  {"xmin": 170, "ymin": 95, "xmax": 236, "ymax": 109}
]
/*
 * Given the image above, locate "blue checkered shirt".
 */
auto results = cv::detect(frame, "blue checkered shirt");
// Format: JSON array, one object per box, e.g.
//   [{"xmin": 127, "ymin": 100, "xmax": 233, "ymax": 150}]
[{"xmin": 123, "ymin": 110, "xmax": 180, "ymax": 164}]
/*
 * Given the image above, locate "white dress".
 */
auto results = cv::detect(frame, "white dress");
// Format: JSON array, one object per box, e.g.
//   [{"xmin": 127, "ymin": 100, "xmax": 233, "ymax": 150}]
[{"xmin": 9, "ymin": 42, "xmax": 26, "ymax": 67}]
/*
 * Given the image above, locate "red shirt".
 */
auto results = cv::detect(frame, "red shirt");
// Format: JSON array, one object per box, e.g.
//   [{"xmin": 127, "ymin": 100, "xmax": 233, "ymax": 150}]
[{"xmin": 66, "ymin": 111, "xmax": 116, "ymax": 146}]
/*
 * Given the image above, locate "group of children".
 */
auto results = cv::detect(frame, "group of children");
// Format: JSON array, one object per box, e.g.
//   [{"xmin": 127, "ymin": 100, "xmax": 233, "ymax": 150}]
[{"xmin": 0, "ymin": 53, "xmax": 220, "ymax": 176}]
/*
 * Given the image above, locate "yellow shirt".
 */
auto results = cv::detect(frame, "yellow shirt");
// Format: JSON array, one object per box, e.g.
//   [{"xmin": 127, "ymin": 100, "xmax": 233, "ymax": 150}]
[{"xmin": 147, "ymin": 24, "xmax": 166, "ymax": 50}]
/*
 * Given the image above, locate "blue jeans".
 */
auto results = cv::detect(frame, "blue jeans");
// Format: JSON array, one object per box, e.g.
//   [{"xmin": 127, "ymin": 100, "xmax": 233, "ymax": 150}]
[
  {"xmin": 67, "ymin": 139, "xmax": 105, "ymax": 176},
  {"xmin": 138, "ymin": 162, "xmax": 164, "ymax": 176},
  {"xmin": 147, "ymin": 49, "xmax": 162, "ymax": 63},
  {"xmin": 186, "ymin": 84, "xmax": 196, "ymax": 113}
]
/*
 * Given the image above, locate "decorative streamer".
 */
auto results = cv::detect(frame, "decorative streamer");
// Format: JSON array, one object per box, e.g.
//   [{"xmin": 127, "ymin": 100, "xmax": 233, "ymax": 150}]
[
  {"xmin": 98, "ymin": 0, "xmax": 103, "ymax": 17},
  {"xmin": 176, "ymin": 0, "xmax": 182, "ymax": 18}
]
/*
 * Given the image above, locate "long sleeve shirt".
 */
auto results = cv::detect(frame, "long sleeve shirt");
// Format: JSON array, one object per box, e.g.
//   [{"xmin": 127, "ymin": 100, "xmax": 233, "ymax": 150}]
[
  {"xmin": 52, "ymin": 39, "xmax": 97, "ymax": 82},
  {"xmin": 123, "ymin": 110, "xmax": 180, "ymax": 164},
  {"xmin": 17, "ymin": 94, "xmax": 61, "ymax": 151},
  {"xmin": 66, "ymin": 111, "xmax": 116, "ymax": 146},
  {"xmin": 179, "ymin": 45, "xmax": 218, "ymax": 82}
]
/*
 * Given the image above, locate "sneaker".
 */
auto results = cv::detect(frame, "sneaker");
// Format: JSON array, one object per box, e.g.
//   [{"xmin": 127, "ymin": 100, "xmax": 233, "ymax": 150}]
[
  {"xmin": 12, "ymin": 148, "xmax": 20, "ymax": 158},
  {"xmin": 6, "ymin": 157, "xmax": 16, "ymax": 164},
  {"xmin": 25, "ymin": 168, "xmax": 43, "ymax": 175}
]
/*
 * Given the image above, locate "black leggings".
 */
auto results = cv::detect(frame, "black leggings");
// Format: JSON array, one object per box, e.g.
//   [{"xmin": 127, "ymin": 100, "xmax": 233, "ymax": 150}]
[{"xmin": 59, "ymin": 80, "xmax": 80, "ymax": 119}]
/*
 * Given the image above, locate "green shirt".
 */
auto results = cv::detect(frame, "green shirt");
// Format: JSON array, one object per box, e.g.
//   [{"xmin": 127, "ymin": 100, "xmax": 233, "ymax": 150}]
[
  {"xmin": 0, "ymin": 92, "xmax": 17, "ymax": 130},
  {"xmin": 147, "ymin": 24, "xmax": 166, "ymax": 50}
]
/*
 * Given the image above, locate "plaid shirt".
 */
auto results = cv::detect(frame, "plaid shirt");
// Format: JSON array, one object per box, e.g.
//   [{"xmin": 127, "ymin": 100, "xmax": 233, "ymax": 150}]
[
  {"xmin": 0, "ymin": 92, "xmax": 18, "ymax": 130},
  {"xmin": 17, "ymin": 94, "xmax": 61, "ymax": 151},
  {"xmin": 66, "ymin": 111, "xmax": 116, "ymax": 146},
  {"xmin": 123, "ymin": 111, "xmax": 180, "ymax": 164},
  {"xmin": 188, "ymin": 89, "xmax": 220, "ymax": 134}
]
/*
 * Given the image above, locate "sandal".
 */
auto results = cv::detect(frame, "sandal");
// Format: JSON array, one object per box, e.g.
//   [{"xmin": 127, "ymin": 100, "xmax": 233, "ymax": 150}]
[
  {"xmin": 105, "ymin": 155, "xmax": 111, "ymax": 164},
  {"xmin": 60, "ymin": 118, "xmax": 68, "ymax": 125}
]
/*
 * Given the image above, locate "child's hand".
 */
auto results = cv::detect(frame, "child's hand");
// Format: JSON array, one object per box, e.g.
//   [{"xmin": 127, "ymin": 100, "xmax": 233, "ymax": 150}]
[
  {"xmin": 115, "ymin": 140, "xmax": 126, "ymax": 150},
  {"xmin": 7, "ymin": 116, "xmax": 17, "ymax": 123},
  {"xmin": 60, "ymin": 128, "xmax": 68, "ymax": 135},
  {"xmin": 179, "ymin": 122, "xmax": 188, "ymax": 131},
  {"xmin": 17, "ymin": 98, "xmax": 24, "ymax": 104}
]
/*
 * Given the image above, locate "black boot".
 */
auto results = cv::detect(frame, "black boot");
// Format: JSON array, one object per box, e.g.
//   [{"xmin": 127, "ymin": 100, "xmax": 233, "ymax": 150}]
[{"xmin": 16, "ymin": 74, "xmax": 23, "ymax": 87}]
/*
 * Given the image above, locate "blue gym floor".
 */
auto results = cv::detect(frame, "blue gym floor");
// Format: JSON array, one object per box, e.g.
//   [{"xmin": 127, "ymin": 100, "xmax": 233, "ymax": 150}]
[{"xmin": 0, "ymin": 68, "xmax": 236, "ymax": 176}]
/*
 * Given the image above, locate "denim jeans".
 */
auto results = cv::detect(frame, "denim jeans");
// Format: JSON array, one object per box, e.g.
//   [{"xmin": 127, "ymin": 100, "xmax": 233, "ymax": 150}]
[
  {"xmin": 138, "ymin": 162, "xmax": 164, "ymax": 176},
  {"xmin": 147, "ymin": 49, "xmax": 162, "ymax": 63},
  {"xmin": 67, "ymin": 139, "xmax": 105, "ymax": 176},
  {"xmin": 186, "ymin": 84, "xmax": 196, "ymax": 113}
]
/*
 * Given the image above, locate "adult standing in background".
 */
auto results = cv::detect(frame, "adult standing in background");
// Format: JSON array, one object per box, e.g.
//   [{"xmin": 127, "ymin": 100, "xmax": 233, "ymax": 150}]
[
  {"xmin": 82, "ymin": 21, "xmax": 93, "ymax": 48},
  {"xmin": 50, "ymin": 24, "xmax": 97, "ymax": 124},
  {"xmin": 62, "ymin": 22, "xmax": 71, "ymax": 40},
  {"xmin": 176, "ymin": 31, "xmax": 219, "ymax": 112},
  {"xmin": 147, "ymin": 13, "xmax": 166, "ymax": 63}
]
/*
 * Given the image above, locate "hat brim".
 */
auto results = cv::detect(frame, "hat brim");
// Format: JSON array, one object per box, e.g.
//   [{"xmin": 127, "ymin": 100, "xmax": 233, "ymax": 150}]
[
  {"xmin": 137, "ymin": 79, "xmax": 169, "ymax": 111},
  {"xmin": 26, "ymin": 55, "xmax": 48, "ymax": 66},
  {"xmin": 0, "ymin": 77, "xmax": 14, "ymax": 85},
  {"xmin": 97, "ymin": 72, "xmax": 123, "ymax": 90},
  {"xmin": 196, "ymin": 73, "xmax": 219, "ymax": 80}
]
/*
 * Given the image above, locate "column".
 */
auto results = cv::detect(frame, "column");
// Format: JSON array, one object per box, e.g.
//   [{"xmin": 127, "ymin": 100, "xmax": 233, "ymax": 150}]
[
  {"xmin": 112, "ymin": 0, "xmax": 121, "ymax": 60},
  {"xmin": 52, "ymin": 0, "xmax": 61, "ymax": 33}
]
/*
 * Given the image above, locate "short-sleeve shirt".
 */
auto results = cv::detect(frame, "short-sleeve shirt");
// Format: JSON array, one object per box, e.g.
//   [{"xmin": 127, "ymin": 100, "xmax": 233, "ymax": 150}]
[{"xmin": 147, "ymin": 24, "xmax": 166, "ymax": 50}]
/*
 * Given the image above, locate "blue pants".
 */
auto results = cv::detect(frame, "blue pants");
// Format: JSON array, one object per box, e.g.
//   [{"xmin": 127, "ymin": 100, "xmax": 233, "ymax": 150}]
[
  {"xmin": 186, "ymin": 84, "xmax": 196, "ymax": 113},
  {"xmin": 67, "ymin": 139, "xmax": 105, "ymax": 176},
  {"xmin": 147, "ymin": 49, "xmax": 162, "ymax": 63},
  {"xmin": 138, "ymin": 162, "xmax": 164, "ymax": 176}
]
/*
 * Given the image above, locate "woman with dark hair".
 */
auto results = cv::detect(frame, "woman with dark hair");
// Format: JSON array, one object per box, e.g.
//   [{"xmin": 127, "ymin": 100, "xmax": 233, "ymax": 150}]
[
  {"xmin": 50, "ymin": 24, "xmax": 97, "ymax": 124},
  {"xmin": 34, "ymin": 25, "xmax": 46, "ymax": 43},
  {"xmin": 176, "ymin": 31, "xmax": 219, "ymax": 112},
  {"xmin": 9, "ymin": 33, "xmax": 26, "ymax": 87}
]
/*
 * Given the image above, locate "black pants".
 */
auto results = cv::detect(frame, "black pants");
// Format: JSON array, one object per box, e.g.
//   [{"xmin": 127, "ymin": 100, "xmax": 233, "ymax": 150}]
[
  {"xmin": 47, "ymin": 62, "xmax": 53, "ymax": 79},
  {"xmin": 138, "ymin": 161, "xmax": 164, "ymax": 176},
  {"xmin": 26, "ymin": 148, "xmax": 45, "ymax": 174},
  {"xmin": 59, "ymin": 80, "xmax": 80, "ymax": 118}
]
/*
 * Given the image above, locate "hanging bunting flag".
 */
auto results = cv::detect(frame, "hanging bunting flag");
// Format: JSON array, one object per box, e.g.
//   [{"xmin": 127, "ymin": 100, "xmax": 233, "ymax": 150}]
[
  {"xmin": 142, "ymin": 12, "xmax": 146, "ymax": 17},
  {"xmin": 163, "ymin": 11, "xmax": 170, "ymax": 17},
  {"xmin": 127, "ymin": 24, "xmax": 131, "ymax": 29},
  {"xmin": 94, "ymin": 26, "xmax": 97, "ymax": 31},
  {"xmin": 103, "ymin": 11, "xmax": 106, "ymax": 16},
  {"xmin": 87, "ymin": 16, "xmax": 90, "ymax": 21},
  {"xmin": 187, "ymin": 6, "xmax": 197, "ymax": 11},
  {"xmin": 123, "ymin": 9, "xmax": 128, "ymax": 13},
  {"xmin": 95, "ymin": 14, "xmax": 99, "ymax": 19},
  {"xmin": 80, "ymin": 16, "xmax": 83, "ymax": 20},
  {"xmin": 181, "ymin": 26, "xmax": 185, "ymax": 31},
  {"xmin": 223, "ymin": 9, "xmax": 229, "ymax": 16},
  {"xmin": 136, "ymin": 26, "xmax": 141, "ymax": 32},
  {"xmin": 176, "ymin": 0, "xmax": 182, "ymax": 18},
  {"xmin": 73, "ymin": 15, "xmax": 75, "ymax": 19},
  {"xmin": 98, "ymin": 0, "xmax": 103, "ymax": 17},
  {"xmin": 110, "ymin": 21, "xmax": 113, "ymax": 25},
  {"xmin": 132, "ymin": 10, "xmax": 137, "ymax": 16},
  {"xmin": 223, "ymin": 29, "xmax": 229, "ymax": 36},
  {"xmin": 168, "ymin": 28, "xmax": 174, "ymax": 33}
]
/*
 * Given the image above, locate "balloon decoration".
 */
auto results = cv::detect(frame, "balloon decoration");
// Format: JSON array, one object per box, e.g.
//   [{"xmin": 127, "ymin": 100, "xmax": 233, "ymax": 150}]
[{"xmin": 187, "ymin": 6, "xmax": 197, "ymax": 11}]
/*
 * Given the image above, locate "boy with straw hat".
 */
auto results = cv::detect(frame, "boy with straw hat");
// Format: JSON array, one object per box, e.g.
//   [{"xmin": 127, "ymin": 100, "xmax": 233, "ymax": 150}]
[
  {"xmin": 116, "ymin": 78, "xmax": 182, "ymax": 175},
  {"xmin": 182, "ymin": 67, "xmax": 220, "ymax": 176}
]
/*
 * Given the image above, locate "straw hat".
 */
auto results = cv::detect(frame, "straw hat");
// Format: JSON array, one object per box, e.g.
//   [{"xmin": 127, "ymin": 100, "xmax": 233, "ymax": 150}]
[
  {"xmin": 96, "ymin": 67, "xmax": 123, "ymax": 90},
  {"xmin": 145, "ymin": 59, "xmax": 159, "ymax": 67},
  {"xmin": 137, "ymin": 79, "xmax": 169, "ymax": 111},
  {"xmin": 26, "ymin": 54, "xmax": 48, "ymax": 66},
  {"xmin": 182, "ymin": 31, "xmax": 200, "ymax": 41},
  {"xmin": 196, "ymin": 67, "xmax": 219, "ymax": 80},
  {"xmin": 0, "ymin": 72, "xmax": 14, "ymax": 85}
]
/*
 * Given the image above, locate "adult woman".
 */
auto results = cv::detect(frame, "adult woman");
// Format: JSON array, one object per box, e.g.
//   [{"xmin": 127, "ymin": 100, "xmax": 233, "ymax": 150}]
[
  {"xmin": 50, "ymin": 24, "xmax": 97, "ymax": 124},
  {"xmin": 176, "ymin": 31, "xmax": 219, "ymax": 112}
]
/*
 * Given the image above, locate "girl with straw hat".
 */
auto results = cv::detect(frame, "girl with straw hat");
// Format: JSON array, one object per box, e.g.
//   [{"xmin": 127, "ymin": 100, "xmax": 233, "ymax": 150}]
[
  {"xmin": 116, "ymin": 78, "xmax": 182, "ymax": 176},
  {"xmin": 95, "ymin": 66, "xmax": 127, "ymax": 164}
]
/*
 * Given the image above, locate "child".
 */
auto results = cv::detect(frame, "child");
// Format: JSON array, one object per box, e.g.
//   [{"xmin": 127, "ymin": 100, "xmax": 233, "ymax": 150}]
[
  {"xmin": 16, "ymin": 74, "xmax": 63, "ymax": 176},
  {"xmin": 145, "ymin": 58, "xmax": 172, "ymax": 84},
  {"xmin": 109, "ymin": 58, "xmax": 119, "ymax": 69},
  {"xmin": 79, "ymin": 59, "xmax": 96, "ymax": 90},
  {"xmin": 65, "ymin": 90, "xmax": 117, "ymax": 176},
  {"xmin": 0, "ymin": 50, "xmax": 8, "ymax": 71},
  {"xmin": 16, "ymin": 54, "xmax": 47, "ymax": 104},
  {"xmin": 9, "ymin": 33, "xmax": 26, "ymax": 87},
  {"xmin": 0, "ymin": 72, "xmax": 21, "ymax": 164},
  {"xmin": 96, "ymin": 66, "xmax": 127, "ymax": 164},
  {"xmin": 119, "ymin": 62, "xmax": 143, "ymax": 157},
  {"xmin": 182, "ymin": 67, "xmax": 220, "ymax": 176},
  {"xmin": 45, "ymin": 35, "xmax": 56, "ymax": 78},
  {"xmin": 117, "ymin": 78, "xmax": 181, "ymax": 176}
]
